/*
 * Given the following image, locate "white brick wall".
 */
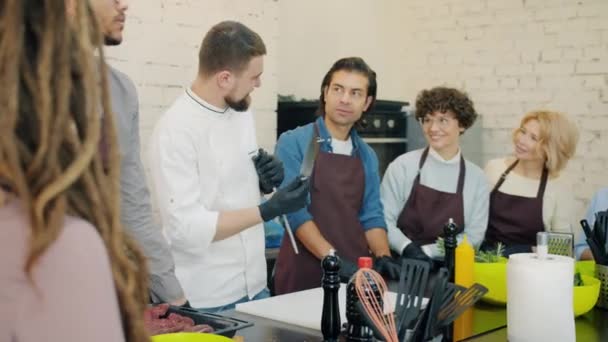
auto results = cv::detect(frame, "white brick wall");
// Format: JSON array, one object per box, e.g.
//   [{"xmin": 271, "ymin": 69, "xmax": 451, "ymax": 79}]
[
  {"xmin": 383, "ymin": 0, "xmax": 608, "ymax": 221},
  {"xmin": 105, "ymin": 0, "xmax": 279, "ymax": 153},
  {"xmin": 107, "ymin": 0, "xmax": 607, "ymax": 224}
]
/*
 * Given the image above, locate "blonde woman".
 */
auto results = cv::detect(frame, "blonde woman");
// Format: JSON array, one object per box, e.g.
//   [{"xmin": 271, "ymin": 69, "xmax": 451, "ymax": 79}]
[
  {"xmin": 483, "ymin": 111, "xmax": 579, "ymax": 256},
  {"xmin": 0, "ymin": 1, "xmax": 148, "ymax": 341}
]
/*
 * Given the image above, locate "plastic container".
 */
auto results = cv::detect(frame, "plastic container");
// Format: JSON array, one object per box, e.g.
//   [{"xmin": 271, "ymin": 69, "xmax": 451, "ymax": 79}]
[
  {"xmin": 454, "ymin": 235, "xmax": 475, "ymax": 340},
  {"xmin": 573, "ymin": 275, "xmax": 601, "ymax": 316},
  {"xmin": 474, "ymin": 258, "xmax": 508, "ymax": 305},
  {"xmin": 474, "ymin": 260, "xmax": 600, "ymax": 316},
  {"xmin": 161, "ymin": 306, "xmax": 253, "ymax": 338},
  {"xmin": 576, "ymin": 260, "xmax": 596, "ymax": 277},
  {"xmin": 595, "ymin": 264, "xmax": 608, "ymax": 309}
]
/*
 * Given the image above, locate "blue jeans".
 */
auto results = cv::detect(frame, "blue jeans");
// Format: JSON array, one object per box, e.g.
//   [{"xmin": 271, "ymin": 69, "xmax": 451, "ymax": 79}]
[{"xmin": 196, "ymin": 288, "xmax": 270, "ymax": 313}]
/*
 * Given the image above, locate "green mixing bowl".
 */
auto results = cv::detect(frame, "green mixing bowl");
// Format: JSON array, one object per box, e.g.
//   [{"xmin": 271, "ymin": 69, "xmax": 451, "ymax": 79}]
[
  {"xmin": 474, "ymin": 260, "xmax": 600, "ymax": 316},
  {"xmin": 573, "ymin": 275, "xmax": 600, "ymax": 316},
  {"xmin": 151, "ymin": 333, "xmax": 232, "ymax": 342},
  {"xmin": 576, "ymin": 260, "xmax": 595, "ymax": 277},
  {"xmin": 474, "ymin": 259, "xmax": 508, "ymax": 305}
]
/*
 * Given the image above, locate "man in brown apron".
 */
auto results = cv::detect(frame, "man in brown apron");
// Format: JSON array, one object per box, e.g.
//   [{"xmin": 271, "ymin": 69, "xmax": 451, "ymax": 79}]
[{"xmin": 274, "ymin": 57, "xmax": 401, "ymax": 295}]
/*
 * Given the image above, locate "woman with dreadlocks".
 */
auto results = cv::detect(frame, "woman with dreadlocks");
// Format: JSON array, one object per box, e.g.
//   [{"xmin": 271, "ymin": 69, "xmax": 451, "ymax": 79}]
[{"xmin": 0, "ymin": 1, "xmax": 148, "ymax": 341}]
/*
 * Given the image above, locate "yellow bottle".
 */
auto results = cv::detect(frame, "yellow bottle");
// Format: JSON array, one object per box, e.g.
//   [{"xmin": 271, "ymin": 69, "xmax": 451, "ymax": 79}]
[{"xmin": 454, "ymin": 235, "xmax": 475, "ymax": 341}]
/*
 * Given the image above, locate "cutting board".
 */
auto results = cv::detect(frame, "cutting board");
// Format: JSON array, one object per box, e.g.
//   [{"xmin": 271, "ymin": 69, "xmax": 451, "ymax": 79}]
[{"xmin": 235, "ymin": 286, "xmax": 427, "ymax": 331}]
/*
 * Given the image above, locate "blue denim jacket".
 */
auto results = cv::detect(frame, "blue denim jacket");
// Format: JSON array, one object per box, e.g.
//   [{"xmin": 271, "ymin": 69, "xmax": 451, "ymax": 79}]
[
  {"xmin": 274, "ymin": 116, "xmax": 387, "ymax": 232},
  {"xmin": 575, "ymin": 187, "xmax": 608, "ymax": 259}
]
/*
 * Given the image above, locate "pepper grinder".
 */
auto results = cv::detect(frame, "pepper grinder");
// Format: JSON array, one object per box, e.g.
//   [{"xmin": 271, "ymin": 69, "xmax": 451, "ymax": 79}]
[
  {"xmin": 321, "ymin": 249, "xmax": 341, "ymax": 342},
  {"xmin": 442, "ymin": 218, "xmax": 459, "ymax": 342},
  {"xmin": 443, "ymin": 218, "xmax": 459, "ymax": 282}
]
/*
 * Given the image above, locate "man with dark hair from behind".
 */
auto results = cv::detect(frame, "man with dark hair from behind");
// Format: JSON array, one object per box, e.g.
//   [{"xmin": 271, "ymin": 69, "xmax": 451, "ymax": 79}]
[
  {"xmin": 89, "ymin": 0, "xmax": 187, "ymax": 305},
  {"xmin": 149, "ymin": 21, "xmax": 309, "ymax": 312},
  {"xmin": 273, "ymin": 57, "xmax": 402, "ymax": 295}
]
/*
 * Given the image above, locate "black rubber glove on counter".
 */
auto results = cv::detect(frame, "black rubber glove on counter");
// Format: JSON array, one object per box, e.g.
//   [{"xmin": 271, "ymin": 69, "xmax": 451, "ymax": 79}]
[
  {"xmin": 401, "ymin": 243, "xmax": 432, "ymax": 263},
  {"xmin": 258, "ymin": 177, "xmax": 309, "ymax": 221},
  {"xmin": 252, "ymin": 148, "xmax": 284, "ymax": 194},
  {"xmin": 373, "ymin": 256, "xmax": 401, "ymax": 280},
  {"xmin": 337, "ymin": 256, "xmax": 359, "ymax": 283}
]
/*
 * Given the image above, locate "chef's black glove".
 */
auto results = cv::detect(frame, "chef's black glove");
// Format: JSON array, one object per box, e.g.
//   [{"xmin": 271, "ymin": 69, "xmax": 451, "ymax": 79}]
[
  {"xmin": 252, "ymin": 148, "xmax": 284, "ymax": 194},
  {"xmin": 373, "ymin": 255, "xmax": 401, "ymax": 280},
  {"xmin": 401, "ymin": 243, "xmax": 432, "ymax": 263},
  {"xmin": 258, "ymin": 177, "xmax": 309, "ymax": 221},
  {"xmin": 337, "ymin": 255, "xmax": 359, "ymax": 283}
]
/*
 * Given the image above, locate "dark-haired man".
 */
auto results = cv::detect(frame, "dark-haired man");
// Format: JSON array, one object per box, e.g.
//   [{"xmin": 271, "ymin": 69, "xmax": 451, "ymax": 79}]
[
  {"xmin": 273, "ymin": 57, "xmax": 401, "ymax": 295},
  {"xmin": 148, "ymin": 21, "xmax": 309, "ymax": 311}
]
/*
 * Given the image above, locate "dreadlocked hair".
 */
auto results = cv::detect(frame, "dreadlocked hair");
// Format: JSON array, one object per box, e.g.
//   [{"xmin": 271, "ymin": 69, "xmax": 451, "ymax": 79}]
[{"xmin": 0, "ymin": 1, "xmax": 149, "ymax": 341}]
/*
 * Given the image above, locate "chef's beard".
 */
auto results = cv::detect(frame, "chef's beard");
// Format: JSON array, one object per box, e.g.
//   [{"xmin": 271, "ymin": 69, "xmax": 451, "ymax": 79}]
[{"xmin": 225, "ymin": 94, "xmax": 251, "ymax": 112}]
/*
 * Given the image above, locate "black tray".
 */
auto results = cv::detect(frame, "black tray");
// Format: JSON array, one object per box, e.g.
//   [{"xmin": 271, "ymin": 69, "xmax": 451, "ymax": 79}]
[{"xmin": 164, "ymin": 306, "xmax": 254, "ymax": 338}]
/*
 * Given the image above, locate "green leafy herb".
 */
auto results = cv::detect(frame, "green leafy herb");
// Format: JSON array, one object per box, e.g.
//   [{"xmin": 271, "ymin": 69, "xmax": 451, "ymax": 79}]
[
  {"xmin": 437, "ymin": 237, "xmax": 445, "ymax": 256},
  {"xmin": 574, "ymin": 272, "xmax": 583, "ymax": 286},
  {"xmin": 475, "ymin": 243, "xmax": 505, "ymax": 263}
]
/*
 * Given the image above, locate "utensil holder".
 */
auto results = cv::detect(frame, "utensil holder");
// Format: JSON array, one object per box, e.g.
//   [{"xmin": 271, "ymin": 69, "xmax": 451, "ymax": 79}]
[{"xmin": 595, "ymin": 264, "xmax": 608, "ymax": 309}]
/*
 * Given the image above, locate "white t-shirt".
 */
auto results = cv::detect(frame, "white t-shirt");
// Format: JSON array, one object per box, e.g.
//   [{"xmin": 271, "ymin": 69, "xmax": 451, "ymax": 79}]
[
  {"xmin": 484, "ymin": 157, "xmax": 573, "ymax": 234},
  {"xmin": 331, "ymin": 136, "xmax": 353, "ymax": 156},
  {"xmin": 148, "ymin": 88, "xmax": 266, "ymax": 308}
]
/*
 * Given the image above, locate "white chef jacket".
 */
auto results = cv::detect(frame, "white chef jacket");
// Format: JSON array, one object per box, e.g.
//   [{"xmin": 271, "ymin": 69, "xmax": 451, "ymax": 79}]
[{"xmin": 148, "ymin": 88, "xmax": 266, "ymax": 308}]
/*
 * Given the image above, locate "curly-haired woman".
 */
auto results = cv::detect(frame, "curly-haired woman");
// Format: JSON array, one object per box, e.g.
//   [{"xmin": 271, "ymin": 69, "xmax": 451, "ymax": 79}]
[
  {"xmin": 482, "ymin": 110, "xmax": 579, "ymax": 256},
  {"xmin": 380, "ymin": 87, "xmax": 489, "ymax": 263}
]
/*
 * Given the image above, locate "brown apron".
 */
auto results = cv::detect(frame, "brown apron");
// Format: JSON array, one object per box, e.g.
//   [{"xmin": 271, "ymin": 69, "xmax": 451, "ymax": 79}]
[
  {"xmin": 396, "ymin": 147, "xmax": 466, "ymax": 245},
  {"xmin": 274, "ymin": 124, "xmax": 371, "ymax": 295},
  {"xmin": 485, "ymin": 159, "xmax": 548, "ymax": 246}
]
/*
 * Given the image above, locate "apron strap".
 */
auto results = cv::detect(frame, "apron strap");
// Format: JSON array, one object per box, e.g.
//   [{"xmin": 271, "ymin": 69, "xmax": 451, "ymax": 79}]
[
  {"xmin": 315, "ymin": 121, "xmax": 361, "ymax": 158},
  {"xmin": 492, "ymin": 159, "xmax": 549, "ymax": 199},
  {"xmin": 537, "ymin": 166, "xmax": 549, "ymax": 199},
  {"xmin": 415, "ymin": 147, "xmax": 466, "ymax": 194},
  {"xmin": 412, "ymin": 147, "xmax": 430, "ymax": 187},
  {"xmin": 418, "ymin": 146, "xmax": 430, "ymax": 169},
  {"xmin": 312, "ymin": 123, "xmax": 321, "ymax": 157},
  {"xmin": 456, "ymin": 154, "xmax": 466, "ymax": 194},
  {"xmin": 492, "ymin": 159, "xmax": 519, "ymax": 192}
]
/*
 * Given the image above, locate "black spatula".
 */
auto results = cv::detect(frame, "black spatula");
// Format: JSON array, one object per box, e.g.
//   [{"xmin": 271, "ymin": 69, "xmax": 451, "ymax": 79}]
[{"xmin": 394, "ymin": 259, "xmax": 431, "ymax": 340}]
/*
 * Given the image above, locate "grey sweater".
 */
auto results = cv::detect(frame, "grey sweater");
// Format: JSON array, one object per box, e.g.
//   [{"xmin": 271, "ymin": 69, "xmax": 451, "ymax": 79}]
[
  {"xmin": 380, "ymin": 148, "xmax": 490, "ymax": 258},
  {"xmin": 108, "ymin": 65, "xmax": 184, "ymax": 303}
]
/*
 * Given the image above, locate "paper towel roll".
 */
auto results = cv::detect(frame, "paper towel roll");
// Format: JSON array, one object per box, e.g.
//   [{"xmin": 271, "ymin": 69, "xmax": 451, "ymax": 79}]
[{"xmin": 507, "ymin": 253, "xmax": 575, "ymax": 342}]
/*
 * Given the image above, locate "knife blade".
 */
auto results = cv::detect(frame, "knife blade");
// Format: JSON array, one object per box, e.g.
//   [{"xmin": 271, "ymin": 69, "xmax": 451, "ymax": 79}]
[{"xmin": 299, "ymin": 132, "xmax": 318, "ymax": 178}]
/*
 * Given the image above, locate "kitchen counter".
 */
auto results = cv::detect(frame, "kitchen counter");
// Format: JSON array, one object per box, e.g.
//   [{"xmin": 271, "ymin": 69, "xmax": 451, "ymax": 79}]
[
  {"xmin": 223, "ymin": 303, "xmax": 505, "ymax": 341},
  {"xmin": 462, "ymin": 307, "xmax": 608, "ymax": 341},
  {"xmin": 224, "ymin": 304, "xmax": 608, "ymax": 341}
]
